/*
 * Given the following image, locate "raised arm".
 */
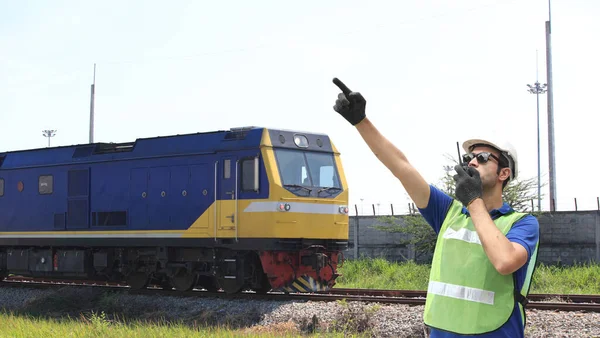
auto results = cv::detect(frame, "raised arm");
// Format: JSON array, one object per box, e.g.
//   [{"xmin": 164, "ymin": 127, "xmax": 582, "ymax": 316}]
[{"xmin": 332, "ymin": 78, "xmax": 431, "ymax": 208}]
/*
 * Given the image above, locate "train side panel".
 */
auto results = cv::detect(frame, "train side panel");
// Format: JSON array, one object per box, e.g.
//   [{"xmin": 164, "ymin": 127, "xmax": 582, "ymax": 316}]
[{"xmin": 0, "ymin": 150, "xmax": 271, "ymax": 238}]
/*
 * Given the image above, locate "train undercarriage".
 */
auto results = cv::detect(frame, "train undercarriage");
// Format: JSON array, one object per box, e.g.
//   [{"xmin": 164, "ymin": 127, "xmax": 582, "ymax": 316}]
[{"xmin": 0, "ymin": 245, "xmax": 343, "ymax": 294}]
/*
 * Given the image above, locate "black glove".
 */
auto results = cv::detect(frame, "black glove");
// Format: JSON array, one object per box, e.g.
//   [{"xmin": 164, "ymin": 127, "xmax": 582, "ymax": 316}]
[
  {"xmin": 332, "ymin": 77, "xmax": 366, "ymax": 125},
  {"xmin": 453, "ymin": 165, "xmax": 483, "ymax": 207}
]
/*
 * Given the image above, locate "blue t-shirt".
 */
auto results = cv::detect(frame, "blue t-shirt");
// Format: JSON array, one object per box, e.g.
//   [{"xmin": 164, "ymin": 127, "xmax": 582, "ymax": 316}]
[{"xmin": 418, "ymin": 185, "xmax": 540, "ymax": 338}]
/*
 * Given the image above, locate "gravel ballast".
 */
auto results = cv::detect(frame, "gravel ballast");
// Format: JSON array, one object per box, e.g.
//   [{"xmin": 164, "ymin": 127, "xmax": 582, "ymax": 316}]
[{"xmin": 0, "ymin": 286, "xmax": 598, "ymax": 337}]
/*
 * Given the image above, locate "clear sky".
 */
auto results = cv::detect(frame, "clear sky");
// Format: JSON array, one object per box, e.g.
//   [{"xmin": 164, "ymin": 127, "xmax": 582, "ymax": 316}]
[{"xmin": 1, "ymin": 0, "xmax": 598, "ymax": 214}]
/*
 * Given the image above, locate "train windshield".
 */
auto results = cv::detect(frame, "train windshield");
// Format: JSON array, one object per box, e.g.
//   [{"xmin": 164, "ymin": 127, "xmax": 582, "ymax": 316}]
[{"xmin": 274, "ymin": 148, "xmax": 342, "ymax": 197}]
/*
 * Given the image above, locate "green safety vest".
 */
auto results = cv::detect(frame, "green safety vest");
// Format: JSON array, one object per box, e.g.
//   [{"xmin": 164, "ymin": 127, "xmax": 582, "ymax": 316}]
[{"xmin": 423, "ymin": 200, "xmax": 539, "ymax": 335}]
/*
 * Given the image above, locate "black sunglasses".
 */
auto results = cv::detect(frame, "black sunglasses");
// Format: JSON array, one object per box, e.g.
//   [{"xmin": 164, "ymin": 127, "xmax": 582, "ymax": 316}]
[{"xmin": 462, "ymin": 152, "xmax": 502, "ymax": 165}]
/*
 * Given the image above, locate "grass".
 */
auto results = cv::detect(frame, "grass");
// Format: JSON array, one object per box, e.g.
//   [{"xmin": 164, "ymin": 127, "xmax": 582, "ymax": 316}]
[
  {"xmin": 527, "ymin": 261, "xmax": 600, "ymax": 294},
  {"xmin": 336, "ymin": 258, "xmax": 430, "ymax": 290},
  {"xmin": 336, "ymin": 257, "xmax": 600, "ymax": 295},
  {"xmin": 0, "ymin": 310, "xmax": 311, "ymax": 338},
  {"xmin": 0, "ymin": 309, "xmax": 376, "ymax": 338}
]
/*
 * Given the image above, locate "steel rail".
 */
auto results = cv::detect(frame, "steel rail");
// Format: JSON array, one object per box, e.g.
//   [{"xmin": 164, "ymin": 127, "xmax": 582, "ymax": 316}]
[
  {"xmin": 2, "ymin": 277, "xmax": 599, "ymax": 313},
  {"xmin": 320, "ymin": 288, "xmax": 600, "ymax": 304}
]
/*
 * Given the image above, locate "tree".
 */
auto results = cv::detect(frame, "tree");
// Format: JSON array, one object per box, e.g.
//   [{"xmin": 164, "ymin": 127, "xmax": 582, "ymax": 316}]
[
  {"xmin": 372, "ymin": 156, "xmax": 544, "ymax": 262},
  {"xmin": 375, "ymin": 214, "xmax": 437, "ymax": 262}
]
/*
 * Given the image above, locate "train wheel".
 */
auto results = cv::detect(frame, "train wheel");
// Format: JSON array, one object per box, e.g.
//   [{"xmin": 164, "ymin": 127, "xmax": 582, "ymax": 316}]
[
  {"xmin": 198, "ymin": 276, "xmax": 219, "ymax": 292},
  {"xmin": 170, "ymin": 269, "xmax": 198, "ymax": 292},
  {"xmin": 127, "ymin": 272, "xmax": 149, "ymax": 290},
  {"xmin": 159, "ymin": 280, "xmax": 172, "ymax": 290},
  {"xmin": 153, "ymin": 275, "xmax": 172, "ymax": 290},
  {"xmin": 217, "ymin": 277, "xmax": 243, "ymax": 294}
]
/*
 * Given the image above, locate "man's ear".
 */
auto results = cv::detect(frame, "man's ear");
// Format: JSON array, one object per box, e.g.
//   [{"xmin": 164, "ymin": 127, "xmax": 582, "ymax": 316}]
[{"xmin": 499, "ymin": 167, "xmax": 511, "ymax": 182}]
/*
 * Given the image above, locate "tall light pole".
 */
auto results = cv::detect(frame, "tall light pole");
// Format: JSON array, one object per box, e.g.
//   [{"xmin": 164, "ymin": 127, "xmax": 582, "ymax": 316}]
[
  {"xmin": 545, "ymin": 0, "xmax": 557, "ymax": 211},
  {"xmin": 527, "ymin": 51, "xmax": 547, "ymax": 212},
  {"xmin": 42, "ymin": 130, "xmax": 57, "ymax": 147}
]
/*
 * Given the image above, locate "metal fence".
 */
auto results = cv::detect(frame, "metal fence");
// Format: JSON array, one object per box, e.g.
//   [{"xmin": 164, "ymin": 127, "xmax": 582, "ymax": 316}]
[{"xmin": 352, "ymin": 197, "xmax": 600, "ymax": 217}]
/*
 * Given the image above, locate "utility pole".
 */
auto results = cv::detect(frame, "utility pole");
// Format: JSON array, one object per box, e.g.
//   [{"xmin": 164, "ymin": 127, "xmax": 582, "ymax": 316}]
[
  {"xmin": 527, "ymin": 50, "xmax": 547, "ymax": 212},
  {"xmin": 545, "ymin": 0, "xmax": 557, "ymax": 211},
  {"xmin": 89, "ymin": 63, "xmax": 96, "ymax": 143},
  {"xmin": 42, "ymin": 130, "xmax": 57, "ymax": 147}
]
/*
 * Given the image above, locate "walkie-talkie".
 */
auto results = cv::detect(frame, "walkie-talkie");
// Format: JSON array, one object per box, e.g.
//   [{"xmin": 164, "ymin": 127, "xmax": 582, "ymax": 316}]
[{"xmin": 457, "ymin": 141, "xmax": 468, "ymax": 170}]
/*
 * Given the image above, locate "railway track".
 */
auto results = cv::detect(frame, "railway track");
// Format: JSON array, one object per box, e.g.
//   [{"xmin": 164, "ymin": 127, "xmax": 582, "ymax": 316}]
[
  {"xmin": 317, "ymin": 288, "xmax": 600, "ymax": 313},
  {"xmin": 320, "ymin": 288, "xmax": 600, "ymax": 304},
  {"xmin": 2, "ymin": 276, "xmax": 599, "ymax": 313}
]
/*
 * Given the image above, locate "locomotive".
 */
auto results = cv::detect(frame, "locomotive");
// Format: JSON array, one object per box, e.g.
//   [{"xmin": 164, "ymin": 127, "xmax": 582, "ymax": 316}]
[{"xmin": 0, "ymin": 126, "xmax": 349, "ymax": 294}]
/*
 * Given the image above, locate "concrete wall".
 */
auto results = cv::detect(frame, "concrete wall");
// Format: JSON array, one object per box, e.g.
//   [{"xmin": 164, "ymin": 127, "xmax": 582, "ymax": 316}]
[
  {"xmin": 345, "ymin": 210, "xmax": 600, "ymax": 265},
  {"xmin": 535, "ymin": 211, "xmax": 600, "ymax": 265}
]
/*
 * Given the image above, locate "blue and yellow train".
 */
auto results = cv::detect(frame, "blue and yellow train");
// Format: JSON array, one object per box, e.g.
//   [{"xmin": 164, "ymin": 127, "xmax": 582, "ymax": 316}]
[{"xmin": 0, "ymin": 127, "xmax": 349, "ymax": 293}]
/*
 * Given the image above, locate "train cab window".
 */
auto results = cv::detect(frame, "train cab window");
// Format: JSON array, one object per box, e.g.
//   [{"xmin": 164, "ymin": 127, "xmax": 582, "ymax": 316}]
[
  {"xmin": 318, "ymin": 166, "xmax": 335, "ymax": 187},
  {"xmin": 223, "ymin": 160, "xmax": 231, "ymax": 179},
  {"xmin": 241, "ymin": 157, "xmax": 259, "ymax": 191},
  {"xmin": 39, "ymin": 175, "xmax": 53, "ymax": 194},
  {"xmin": 0, "ymin": 178, "xmax": 4, "ymax": 196},
  {"xmin": 276, "ymin": 151, "xmax": 308, "ymax": 186},
  {"xmin": 274, "ymin": 148, "xmax": 341, "ymax": 197},
  {"xmin": 305, "ymin": 152, "xmax": 341, "ymax": 189}
]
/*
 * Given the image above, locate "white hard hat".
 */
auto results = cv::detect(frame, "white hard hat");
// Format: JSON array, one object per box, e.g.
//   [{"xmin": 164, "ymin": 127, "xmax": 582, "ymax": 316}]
[{"xmin": 462, "ymin": 138, "xmax": 518, "ymax": 181}]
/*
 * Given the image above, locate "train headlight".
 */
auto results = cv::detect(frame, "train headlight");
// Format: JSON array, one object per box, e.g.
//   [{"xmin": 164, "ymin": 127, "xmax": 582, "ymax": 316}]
[
  {"xmin": 339, "ymin": 206, "xmax": 349, "ymax": 214},
  {"xmin": 293, "ymin": 134, "xmax": 309, "ymax": 148},
  {"xmin": 278, "ymin": 203, "xmax": 291, "ymax": 211}
]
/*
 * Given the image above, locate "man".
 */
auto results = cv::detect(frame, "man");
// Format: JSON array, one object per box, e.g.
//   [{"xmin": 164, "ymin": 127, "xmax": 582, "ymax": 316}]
[{"xmin": 331, "ymin": 78, "xmax": 540, "ymax": 337}]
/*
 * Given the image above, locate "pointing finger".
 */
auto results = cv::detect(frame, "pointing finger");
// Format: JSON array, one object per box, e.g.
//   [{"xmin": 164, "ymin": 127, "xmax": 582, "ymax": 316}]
[{"xmin": 333, "ymin": 77, "xmax": 352, "ymax": 96}]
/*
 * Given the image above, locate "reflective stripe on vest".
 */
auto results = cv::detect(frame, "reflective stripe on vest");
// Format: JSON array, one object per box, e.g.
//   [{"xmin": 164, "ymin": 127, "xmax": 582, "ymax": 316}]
[
  {"xmin": 428, "ymin": 281, "xmax": 495, "ymax": 305},
  {"xmin": 423, "ymin": 200, "xmax": 531, "ymax": 335}
]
